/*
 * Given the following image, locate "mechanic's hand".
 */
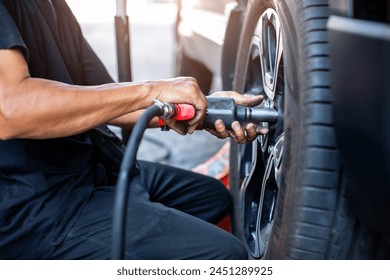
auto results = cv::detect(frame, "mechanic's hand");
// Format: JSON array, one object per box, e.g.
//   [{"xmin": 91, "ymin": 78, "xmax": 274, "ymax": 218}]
[
  {"xmin": 205, "ymin": 91, "xmax": 269, "ymax": 144},
  {"xmin": 153, "ymin": 77, "xmax": 207, "ymax": 135}
]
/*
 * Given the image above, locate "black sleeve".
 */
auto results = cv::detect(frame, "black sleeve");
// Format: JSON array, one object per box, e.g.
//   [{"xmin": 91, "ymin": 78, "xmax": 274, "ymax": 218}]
[
  {"xmin": 80, "ymin": 37, "xmax": 115, "ymax": 85},
  {"xmin": 0, "ymin": 1, "xmax": 28, "ymax": 60}
]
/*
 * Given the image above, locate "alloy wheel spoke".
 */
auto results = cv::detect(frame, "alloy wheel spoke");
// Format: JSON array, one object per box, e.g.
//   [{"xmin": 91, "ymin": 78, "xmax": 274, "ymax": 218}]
[
  {"xmin": 254, "ymin": 8, "xmax": 283, "ymax": 100},
  {"xmin": 240, "ymin": 7, "xmax": 285, "ymax": 259}
]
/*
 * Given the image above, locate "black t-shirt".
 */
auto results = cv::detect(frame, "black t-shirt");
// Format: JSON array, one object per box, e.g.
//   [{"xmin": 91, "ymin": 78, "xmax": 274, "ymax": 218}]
[{"xmin": 0, "ymin": 0, "xmax": 114, "ymax": 259}]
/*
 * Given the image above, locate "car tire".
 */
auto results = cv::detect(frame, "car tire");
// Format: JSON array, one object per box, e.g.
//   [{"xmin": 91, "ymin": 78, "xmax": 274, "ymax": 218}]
[{"xmin": 230, "ymin": 0, "xmax": 390, "ymax": 259}]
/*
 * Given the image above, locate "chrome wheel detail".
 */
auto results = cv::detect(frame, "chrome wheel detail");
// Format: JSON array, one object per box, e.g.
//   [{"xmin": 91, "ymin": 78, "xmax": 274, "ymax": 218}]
[{"xmin": 239, "ymin": 8, "xmax": 284, "ymax": 258}]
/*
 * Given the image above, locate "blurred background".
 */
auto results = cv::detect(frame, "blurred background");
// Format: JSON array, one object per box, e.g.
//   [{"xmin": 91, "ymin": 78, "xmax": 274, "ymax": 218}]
[
  {"xmin": 66, "ymin": 0, "xmax": 227, "ymax": 170},
  {"xmin": 67, "ymin": 0, "xmax": 177, "ymax": 81}
]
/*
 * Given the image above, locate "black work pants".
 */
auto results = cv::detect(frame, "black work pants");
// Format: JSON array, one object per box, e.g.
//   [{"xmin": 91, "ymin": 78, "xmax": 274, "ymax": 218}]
[{"xmin": 48, "ymin": 161, "xmax": 248, "ymax": 259}]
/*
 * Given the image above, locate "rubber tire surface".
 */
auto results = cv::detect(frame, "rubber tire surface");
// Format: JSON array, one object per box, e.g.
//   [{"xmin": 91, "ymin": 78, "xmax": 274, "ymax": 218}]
[{"xmin": 231, "ymin": 0, "xmax": 390, "ymax": 259}]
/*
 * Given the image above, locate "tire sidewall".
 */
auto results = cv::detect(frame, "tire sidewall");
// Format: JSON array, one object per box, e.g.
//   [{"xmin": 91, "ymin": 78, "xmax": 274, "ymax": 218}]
[{"xmin": 232, "ymin": 0, "xmax": 336, "ymax": 259}]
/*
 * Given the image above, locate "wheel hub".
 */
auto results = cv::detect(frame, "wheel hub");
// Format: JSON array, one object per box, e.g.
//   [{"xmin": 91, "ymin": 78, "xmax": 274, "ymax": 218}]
[{"xmin": 240, "ymin": 7, "xmax": 285, "ymax": 259}]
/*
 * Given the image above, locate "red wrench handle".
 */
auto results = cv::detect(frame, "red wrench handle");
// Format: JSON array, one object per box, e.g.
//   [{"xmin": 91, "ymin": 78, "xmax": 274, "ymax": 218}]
[
  {"xmin": 158, "ymin": 103, "xmax": 196, "ymax": 129},
  {"xmin": 173, "ymin": 104, "xmax": 196, "ymax": 120}
]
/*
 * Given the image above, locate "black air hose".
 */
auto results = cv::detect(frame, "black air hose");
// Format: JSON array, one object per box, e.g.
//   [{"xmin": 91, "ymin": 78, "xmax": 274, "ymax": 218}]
[{"xmin": 112, "ymin": 104, "xmax": 163, "ymax": 260}]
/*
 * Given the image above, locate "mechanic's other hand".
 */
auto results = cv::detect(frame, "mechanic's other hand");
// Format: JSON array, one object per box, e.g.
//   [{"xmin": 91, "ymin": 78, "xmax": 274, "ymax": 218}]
[
  {"xmin": 206, "ymin": 120, "xmax": 268, "ymax": 143},
  {"xmin": 209, "ymin": 91, "xmax": 264, "ymax": 107},
  {"xmin": 205, "ymin": 91, "xmax": 269, "ymax": 143}
]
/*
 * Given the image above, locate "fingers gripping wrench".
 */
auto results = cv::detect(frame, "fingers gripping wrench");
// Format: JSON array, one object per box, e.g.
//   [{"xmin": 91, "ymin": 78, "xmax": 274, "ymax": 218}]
[{"xmin": 157, "ymin": 96, "xmax": 280, "ymax": 129}]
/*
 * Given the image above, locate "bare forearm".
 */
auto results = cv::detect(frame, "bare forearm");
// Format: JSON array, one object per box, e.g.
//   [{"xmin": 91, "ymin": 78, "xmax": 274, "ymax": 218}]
[
  {"xmin": 0, "ymin": 50, "xmax": 207, "ymax": 140},
  {"xmin": 1, "ymin": 78, "xmax": 152, "ymax": 139}
]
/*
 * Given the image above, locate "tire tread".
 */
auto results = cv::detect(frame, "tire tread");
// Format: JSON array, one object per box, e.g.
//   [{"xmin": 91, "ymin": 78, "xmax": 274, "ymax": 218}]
[{"xmin": 233, "ymin": 0, "xmax": 390, "ymax": 260}]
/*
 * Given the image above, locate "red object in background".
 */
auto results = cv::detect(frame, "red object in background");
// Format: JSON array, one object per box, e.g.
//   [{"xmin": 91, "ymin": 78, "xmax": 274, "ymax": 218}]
[
  {"xmin": 217, "ymin": 173, "xmax": 230, "ymax": 232},
  {"xmin": 192, "ymin": 142, "xmax": 231, "ymax": 232}
]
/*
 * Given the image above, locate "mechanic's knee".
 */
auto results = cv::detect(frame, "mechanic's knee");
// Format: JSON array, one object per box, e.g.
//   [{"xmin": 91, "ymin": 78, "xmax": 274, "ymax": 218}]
[
  {"xmin": 207, "ymin": 226, "xmax": 248, "ymax": 260},
  {"xmin": 216, "ymin": 236, "xmax": 248, "ymax": 260}
]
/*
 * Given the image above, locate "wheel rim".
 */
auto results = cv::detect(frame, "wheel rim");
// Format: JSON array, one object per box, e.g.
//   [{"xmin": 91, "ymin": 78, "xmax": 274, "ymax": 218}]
[
  {"xmin": 240, "ymin": 7, "xmax": 285, "ymax": 258},
  {"xmin": 256, "ymin": 8, "xmax": 283, "ymax": 100}
]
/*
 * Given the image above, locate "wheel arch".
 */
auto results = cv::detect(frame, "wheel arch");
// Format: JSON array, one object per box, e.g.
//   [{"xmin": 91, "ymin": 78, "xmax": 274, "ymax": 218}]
[{"xmin": 221, "ymin": 2, "xmax": 247, "ymax": 90}]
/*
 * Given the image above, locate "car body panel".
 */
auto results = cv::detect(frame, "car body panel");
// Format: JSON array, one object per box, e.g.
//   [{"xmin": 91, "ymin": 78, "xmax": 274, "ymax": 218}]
[
  {"xmin": 178, "ymin": 0, "xmax": 237, "ymax": 75},
  {"xmin": 329, "ymin": 15, "xmax": 390, "ymax": 237}
]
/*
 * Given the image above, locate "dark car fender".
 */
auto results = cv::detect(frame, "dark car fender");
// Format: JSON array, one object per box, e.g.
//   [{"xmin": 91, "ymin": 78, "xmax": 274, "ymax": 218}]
[
  {"xmin": 329, "ymin": 15, "xmax": 390, "ymax": 238},
  {"xmin": 221, "ymin": 1, "xmax": 247, "ymax": 90}
]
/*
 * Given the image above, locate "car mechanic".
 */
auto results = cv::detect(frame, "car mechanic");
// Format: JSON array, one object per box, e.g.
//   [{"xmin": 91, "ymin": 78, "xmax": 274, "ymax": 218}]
[{"xmin": 0, "ymin": 0, "xmax": 267, "ymax": 259}]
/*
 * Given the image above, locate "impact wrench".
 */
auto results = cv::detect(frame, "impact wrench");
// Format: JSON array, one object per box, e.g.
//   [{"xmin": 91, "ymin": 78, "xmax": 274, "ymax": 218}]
[
  {"xmin": 112, "ymin": 96, "xmax": 280, "ymax": 260},
  {"xmin": 157, "ymin": 96, "xmax": 280, "ymax": 131}
]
